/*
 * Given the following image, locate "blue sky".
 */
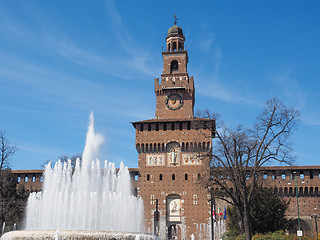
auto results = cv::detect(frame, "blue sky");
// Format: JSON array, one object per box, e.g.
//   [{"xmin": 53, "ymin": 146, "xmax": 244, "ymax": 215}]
[{"xmin": 1, "ymin": 0, "xmax": 319, "ymax": 170}]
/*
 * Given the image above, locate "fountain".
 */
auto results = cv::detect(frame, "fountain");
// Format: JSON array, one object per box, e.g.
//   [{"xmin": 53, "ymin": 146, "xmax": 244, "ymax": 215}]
[{"xmin": 1, "ymin": 113, "xmax": 155, "ymax": 240}]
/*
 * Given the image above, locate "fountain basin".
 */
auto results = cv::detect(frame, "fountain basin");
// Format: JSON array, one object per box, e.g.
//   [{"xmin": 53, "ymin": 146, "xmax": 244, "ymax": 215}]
[{"xmin": 1, "ymin": 230, "xmax": 157, "ymax": 240}]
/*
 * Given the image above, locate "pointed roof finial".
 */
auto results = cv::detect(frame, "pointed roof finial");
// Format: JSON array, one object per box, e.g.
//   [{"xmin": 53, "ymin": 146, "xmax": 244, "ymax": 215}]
[{"xmin": 174, "ymin": 14, "xmax": 178, "ymax": 25}]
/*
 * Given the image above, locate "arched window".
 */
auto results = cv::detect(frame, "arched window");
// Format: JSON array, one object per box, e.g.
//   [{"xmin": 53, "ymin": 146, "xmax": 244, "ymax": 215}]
[
  {"xmin": 299, "ymin": 187, "xmax": 303, "ymax": 196},
  {"xmin": 173, "ymin": 42, "xmax": 177, "ymax": 51},
  {"xmin": 289, "ymin": 187, "xmax": 294, "ymax": 196},
  {"xmin": 170, "ymin": 60, "xmax": 178, "ymax": 72},
  {"xmin": 310, "ymin": 187, "xmax": 314, "ymax": 196}
]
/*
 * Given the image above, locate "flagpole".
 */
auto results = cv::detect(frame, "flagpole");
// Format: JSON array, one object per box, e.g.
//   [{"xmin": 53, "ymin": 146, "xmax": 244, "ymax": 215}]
[{"xmin": 210, "ymin": 197, "xmax": 215, "ymax": 240}]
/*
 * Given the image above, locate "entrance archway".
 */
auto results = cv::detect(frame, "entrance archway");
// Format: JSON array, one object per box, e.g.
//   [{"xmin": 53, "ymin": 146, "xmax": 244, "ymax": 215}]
[
  {"xmin": 168, "ymin": 224, "xmax": 181, "ymax": 240},
  {"xmin": 288, "ymin": 218, "xmax": 312, "ymax": 236}
]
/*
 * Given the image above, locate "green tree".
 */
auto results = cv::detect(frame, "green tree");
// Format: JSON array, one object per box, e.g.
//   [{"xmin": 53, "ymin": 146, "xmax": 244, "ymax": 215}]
[
  {"xmin": 227, "ymin": 187, "xmax": 289, "ymax": 237},
  {"xmin": 198, "ymin": 98, "xmax": 299, "ymax": 240},
  {"xmin": 0, "ymin": 131, "xmax": 28, "ymax": 234},
  {"xmin": 0, "ymin": 169, "xmax": 28, "ymax": 233}
]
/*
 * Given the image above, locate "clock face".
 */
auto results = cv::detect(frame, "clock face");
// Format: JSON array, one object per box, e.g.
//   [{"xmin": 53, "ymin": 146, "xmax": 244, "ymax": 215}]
[{"xmin": 166, "ymin": 93, "xmax": 183, "ymax": 110}]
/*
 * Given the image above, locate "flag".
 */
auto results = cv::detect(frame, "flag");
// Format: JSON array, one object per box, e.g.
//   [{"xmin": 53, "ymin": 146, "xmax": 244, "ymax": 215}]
[
  {"xmin": 224, "ymin": 207, "xmax": 227, "ymax": 220},
  {"xmin": 212, "ymin": 205, "xmax": 216, "ymax": 221},
  {"xmin": 218, "ymin": 206, "xmax": 223, "ymax": 216}
]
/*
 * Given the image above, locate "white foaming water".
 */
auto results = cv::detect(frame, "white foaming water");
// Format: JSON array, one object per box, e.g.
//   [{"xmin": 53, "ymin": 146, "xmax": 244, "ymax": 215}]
[{"xmin": 24, "ymin": 113, "xmax": 144, "ymax": 233}]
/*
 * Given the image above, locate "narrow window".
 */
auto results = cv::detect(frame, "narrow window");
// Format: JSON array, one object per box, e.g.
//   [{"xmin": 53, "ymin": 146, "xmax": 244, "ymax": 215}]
[
  {"xmin": 40, "ymin": 176, "xmax": 43, "ymax": 182},
  {"xmin": 198, "ymin": 173, "xmax": 201, "ymax": 179},
  {"xmin": 187, "ymin": 121, "xmax": 191, "ymax": 130},
  {"xmin": 172, "ymin": 174, "xmax": 175, "ymax": 180},
  {"xmin": 140, "ymin": 124, "xmax": 143, "ymax": 131},
  {"xmin": 281, "ymin": 174, "xmax": 286, "ymax": 180},
  {"xmin": 179, "ymin": 122, "xmax": 183, "ymax": 130},
  {"xmin": 150, "ymin": 195, "xmax": 155, "ymax": 205},
  {"xmin": 171, "ymin": 60, "xmax": 178, "ymax": 72},
  {"xmin": 25, "ymin": 176, "xmax": 28, "ymax": 182},
  {"xmin": 310, "ymin": 171, "xmax": 314, "ymax": 179},
  {"xmin": 32, "ymin": 176, "xmax": 36, "ymax": 182},
  {"xmin": 17, "ymin": 176, "xmax": 21, "ymax": 183},
  {"xmin": 185, "ymin": 173, "xmax": 188, "ymax": 180},
  {"xmin": 300, "ymin": 173, "xmax": 304, "ymax": 179},
  {"xmin": 147, "ymin": 174, "xmax": 150, "ymax": 181},
  {"xmin": 171, "ymin": 122, "xmax": 174, "ymax": 130},
  {"xmin": 164, "ymin": 123, "xmax": 167, "ymax": 131},
  {"xmin": 156, "ymin": 123, "xmax": 159, "ymax": 131},
  {"xmin": 148, "ymin": 123, "xmax": 151, "ymax": 131},
  {"xmin": 134, "ymin": 175, "xmax": 138, "ymax": 181},
  {"xmin": 193, "ymin": 194, "xmax": 198, "ymax": 205},
  {"xmin": 160, "ymin": 174, "xmax": 163, "ymax": 181}
]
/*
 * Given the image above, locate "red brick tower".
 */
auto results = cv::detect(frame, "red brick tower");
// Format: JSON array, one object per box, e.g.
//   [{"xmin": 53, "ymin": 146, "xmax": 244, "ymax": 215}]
[{"xmin": 132, "ymin": 21, "xmax": 214, "ymax": 239}]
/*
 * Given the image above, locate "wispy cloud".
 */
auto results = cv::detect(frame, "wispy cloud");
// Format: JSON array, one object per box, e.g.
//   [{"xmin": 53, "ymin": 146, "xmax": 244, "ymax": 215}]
[
  {"xmin": 270, "ymin": 68, "xmax": 306, "ymax": 110},
  {"xmin": 196, "ymin": 47, "xmax": 263, "ymax": 107},
  {"xmin": 104, "ymin": 0, "xmax": 159, "ymax": 76},
  {"xmin": 17, "ymin": 142, "xmax": 62, "ymax": 157}
]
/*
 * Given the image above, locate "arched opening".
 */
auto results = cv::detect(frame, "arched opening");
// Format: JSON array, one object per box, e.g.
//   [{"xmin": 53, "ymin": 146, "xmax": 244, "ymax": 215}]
[
  {"xmin": 168, "ymin": 224, "xmax": 181, "ymax": 240},
  {"xmin": 289, "ymin": 187, "xmax": 294, "ymax": 196},
  {"xmin": 166, "ymin": 194, "xmax": 181, "ymax": 238},
  {"xmin": 310, "ymin": 187, "xmax": 314, "ymax": 196},
  {"xmin": 170, "ymin": 60, "xmax": 179, "ymax": 73},
  {"xmin": 288, "ymin": 218, "xmax": 312, "ymax": 235},
  {"xmin": 172, "ymin": 42, "xmax": 177, "ymax": 51}
]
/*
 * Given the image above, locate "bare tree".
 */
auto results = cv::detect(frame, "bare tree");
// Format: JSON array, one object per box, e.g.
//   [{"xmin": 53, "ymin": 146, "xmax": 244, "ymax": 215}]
[
  {"xmin": 0, "ymin": 131, "xmax": 16, "ymax": 171},
  {"xmin": 41, "ymin": 153, "xmax": 82, "ymax": 170},
  {"xmin": 198, "ymin": 98, "xmax": 299, "ymax": 240}
]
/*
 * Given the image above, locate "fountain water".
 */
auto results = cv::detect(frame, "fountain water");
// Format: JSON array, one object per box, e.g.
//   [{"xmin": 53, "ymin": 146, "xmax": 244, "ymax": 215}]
[{"xmin": 1, "ymin": 113, "xmax": 155, "ymax": 240}]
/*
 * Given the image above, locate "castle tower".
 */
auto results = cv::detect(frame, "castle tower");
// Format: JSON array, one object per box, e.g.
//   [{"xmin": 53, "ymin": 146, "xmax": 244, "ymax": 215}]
[{"xmin": 132, "ymin": 20, "xmax": 214, "ymax": 239}]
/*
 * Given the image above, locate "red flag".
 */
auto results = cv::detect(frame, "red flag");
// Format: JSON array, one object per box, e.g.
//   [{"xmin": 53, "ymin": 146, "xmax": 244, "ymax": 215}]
[{"xmin": 212, "ymin": 206, "xmax": 216, "ymax": 220}]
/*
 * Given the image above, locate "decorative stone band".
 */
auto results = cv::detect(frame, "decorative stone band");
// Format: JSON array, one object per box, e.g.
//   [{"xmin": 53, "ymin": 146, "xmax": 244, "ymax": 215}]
[
  {"xmin": 182, "ymin": 153, "xmax": 202, "ymax": 165},
  {"xmin": 146, "ymin": 154, "xmax": 165, "ymax": 166}
]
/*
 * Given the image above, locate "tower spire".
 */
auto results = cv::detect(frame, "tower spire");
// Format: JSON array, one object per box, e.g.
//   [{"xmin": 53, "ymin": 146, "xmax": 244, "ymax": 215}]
[{"xmin": 174, "ymin": 14, "xmax": 178, "ymax": 25}]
